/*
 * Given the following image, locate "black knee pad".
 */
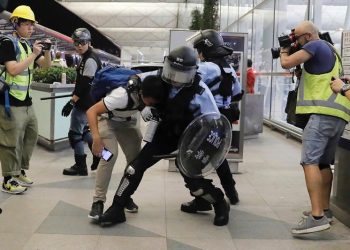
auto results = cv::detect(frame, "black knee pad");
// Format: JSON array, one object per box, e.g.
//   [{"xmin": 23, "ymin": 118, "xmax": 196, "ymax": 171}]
[
  {"xmin": 68, "ymin": 130, "xmax": 83, "ymax": 149},
  {"xmin": 319, "ymin": 164, "xmax": 331, "ymax": 170}
]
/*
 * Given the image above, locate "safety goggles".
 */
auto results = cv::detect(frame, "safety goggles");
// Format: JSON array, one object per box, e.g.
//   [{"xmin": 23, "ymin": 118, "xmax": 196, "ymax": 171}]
[{"xmin": 73, "ymin": 40, "xmax": 89, "ymax": 46}]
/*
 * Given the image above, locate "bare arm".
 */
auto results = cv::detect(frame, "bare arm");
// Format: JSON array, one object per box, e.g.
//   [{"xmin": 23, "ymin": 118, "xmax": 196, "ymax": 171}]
[
  {"xmin": 279, "ymin": 48, "xmax": 312, "ymax": 69},
  {"xmin": 4, "ymin": 40, "xmax": 51, "ymax": 75},
  {"xmin": 86, "ymin": 100, "xmax": 108, "ymax": 156}
]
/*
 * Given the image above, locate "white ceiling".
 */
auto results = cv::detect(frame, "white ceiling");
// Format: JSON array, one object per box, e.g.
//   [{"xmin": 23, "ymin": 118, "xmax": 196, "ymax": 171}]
[{"xmin": 57, "ymin": 1, "xmax": 204, "ymax": 64}]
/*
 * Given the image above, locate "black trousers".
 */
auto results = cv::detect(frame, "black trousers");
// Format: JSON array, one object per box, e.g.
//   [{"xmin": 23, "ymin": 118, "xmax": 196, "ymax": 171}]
[{"xmin": 112, "ymin": 129, "xmax": 224, "ymax": 206}]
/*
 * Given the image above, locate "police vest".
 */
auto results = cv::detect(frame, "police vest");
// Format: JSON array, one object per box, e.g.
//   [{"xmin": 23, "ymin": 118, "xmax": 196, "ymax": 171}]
[
  {"xmin": 160, "ymin": 74, "xmax": 204, "ymax": 137},
  {"xmin": 5, "ymin": 38, "xmax": 33, "ymax": 101},
  {"xmin": 296, "ymin": 48, "xmax": 350, "ymax": 122},
  {"xmin": 209, "ymin": 59, "xmax": 235, "ymax": 102},
  {"xmin": 75, "ymin": 47, "xmax": 102, "ymax": 110}
]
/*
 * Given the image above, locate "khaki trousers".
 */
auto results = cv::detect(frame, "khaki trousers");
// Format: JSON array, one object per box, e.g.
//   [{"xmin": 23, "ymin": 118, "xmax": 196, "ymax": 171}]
[
  {"xmin": 93, "ymin": 116, "xmax": 142, "ymax": 202},
  {"xmin": 0, "ymin": 105, "xmax": 38, "ymax": 177}
]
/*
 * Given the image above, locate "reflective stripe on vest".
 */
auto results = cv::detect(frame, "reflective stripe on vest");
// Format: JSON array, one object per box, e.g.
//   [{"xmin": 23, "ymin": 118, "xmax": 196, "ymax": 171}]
[
  {"xmin": 5, "ymin": 40, "xmax": 33, "ymax": 101},
  {"xmin": 296, "ymin": 51, "xmax": 350, "ymax": 122}
]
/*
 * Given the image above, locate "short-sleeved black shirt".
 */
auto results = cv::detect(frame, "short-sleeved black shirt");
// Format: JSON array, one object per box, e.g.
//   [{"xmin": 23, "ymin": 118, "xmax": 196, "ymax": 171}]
[{"xmin": 0, "ymin": 38, "xmax": 33, "ymax": 106}]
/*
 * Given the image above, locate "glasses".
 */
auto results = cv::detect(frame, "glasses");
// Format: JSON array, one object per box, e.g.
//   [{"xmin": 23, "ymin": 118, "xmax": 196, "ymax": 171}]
[
  {"xmin": 73, "ymin": 40, "xmax": 88, "ymax": 46},
  {"xmin": 295, "ymin": 33, "xmax": 309, "ymax": 40}
]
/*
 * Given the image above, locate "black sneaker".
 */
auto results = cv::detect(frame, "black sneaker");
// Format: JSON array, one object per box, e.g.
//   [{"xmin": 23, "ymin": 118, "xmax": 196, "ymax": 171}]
[
  {"xmin": 180, "ymin": 198, "xmax": 212, "ymax": 213},
  {"xmin": 125, "ymin": 198, "xmax": 138, "ymax": 213},
  {"xmin": 88, "ymin": 200, "xmax": 104, "ymax": 220}
]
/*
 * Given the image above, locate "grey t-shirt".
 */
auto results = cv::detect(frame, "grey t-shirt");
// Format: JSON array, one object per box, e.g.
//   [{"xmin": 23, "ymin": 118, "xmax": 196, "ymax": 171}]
[{"xmin": 82, "ymin": 58, "xmax": 98, "ymax": 77}]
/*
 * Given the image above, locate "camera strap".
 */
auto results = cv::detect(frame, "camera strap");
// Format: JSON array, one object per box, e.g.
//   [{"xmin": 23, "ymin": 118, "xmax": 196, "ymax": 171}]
[{"xmin": 0, "ymin": 67, "xmax": 11, "ymax": 118}]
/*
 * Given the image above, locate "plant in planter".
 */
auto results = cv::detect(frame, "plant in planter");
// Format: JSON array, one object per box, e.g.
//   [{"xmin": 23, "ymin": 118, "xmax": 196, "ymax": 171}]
[{"xmin": 33, "ymin": 66, "xmax": 76, "ymax": 84}]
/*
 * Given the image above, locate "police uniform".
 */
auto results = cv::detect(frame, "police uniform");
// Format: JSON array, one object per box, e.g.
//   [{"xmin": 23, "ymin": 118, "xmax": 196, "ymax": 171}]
[{"xmin": 194, "ymin": 61, "xmax": 241, "ymax": 205}]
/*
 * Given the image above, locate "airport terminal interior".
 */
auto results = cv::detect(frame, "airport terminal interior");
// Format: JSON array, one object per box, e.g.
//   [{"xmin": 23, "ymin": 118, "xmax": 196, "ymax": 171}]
[{"xmin": 1, "ymin": 0, "xmax": 350, "ymax": 249}]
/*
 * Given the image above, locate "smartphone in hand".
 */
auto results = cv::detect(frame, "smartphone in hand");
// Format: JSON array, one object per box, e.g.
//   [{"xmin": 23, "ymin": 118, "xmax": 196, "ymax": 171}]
[{"xmin": 101, "ymin": 148, "xmax": 113, "ymax": 162}]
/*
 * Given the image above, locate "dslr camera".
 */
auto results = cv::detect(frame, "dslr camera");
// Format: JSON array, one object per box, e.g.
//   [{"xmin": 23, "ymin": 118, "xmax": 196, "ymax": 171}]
[{"xmin": 39, "ymin": 41, "xmax": 52, "ymax": 51}]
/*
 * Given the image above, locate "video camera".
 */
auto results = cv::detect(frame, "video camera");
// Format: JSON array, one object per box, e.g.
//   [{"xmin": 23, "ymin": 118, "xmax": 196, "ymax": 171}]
[
  {"xmin": 271, "ymin": 29, "xmax": 299, "ymax": 59},
  {"xmin": 271, "ymin": 30, "xmax": 334, "ymax": 59}
]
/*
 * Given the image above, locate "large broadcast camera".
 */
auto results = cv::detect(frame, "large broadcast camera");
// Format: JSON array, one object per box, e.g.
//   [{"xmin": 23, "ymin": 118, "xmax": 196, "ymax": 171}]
[{"xmin": 271, "ymin": 29, "xmax": 333, "ymax": 59}]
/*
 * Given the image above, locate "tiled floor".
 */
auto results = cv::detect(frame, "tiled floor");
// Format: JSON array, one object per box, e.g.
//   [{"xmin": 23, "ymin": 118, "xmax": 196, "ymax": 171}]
[{"xmin": 1, "ymin": 127, "xmax": 350, "ymax": 250}]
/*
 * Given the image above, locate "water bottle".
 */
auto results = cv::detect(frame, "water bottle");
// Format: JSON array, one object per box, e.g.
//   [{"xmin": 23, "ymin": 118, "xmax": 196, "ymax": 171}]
[
  {"xmin": 61, "ymin": 72, "xmax": 67, "ymax": 84},
  {"xmin": 143, "ymin": 119, "xmax": 159, "ymax": 143}
]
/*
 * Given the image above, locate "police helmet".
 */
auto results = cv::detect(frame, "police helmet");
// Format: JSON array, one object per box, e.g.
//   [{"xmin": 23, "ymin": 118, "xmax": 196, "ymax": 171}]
[
  {"xmin": 188, "ymin": 29, "xmax": 233, "ymax": 58},
  {"xmin": 71, "ymin": 28, "xmax": 91, "ymax": 43},
  {"xmin": 161, "ymin": 46, "xmax": 198, "ymax": 87}
]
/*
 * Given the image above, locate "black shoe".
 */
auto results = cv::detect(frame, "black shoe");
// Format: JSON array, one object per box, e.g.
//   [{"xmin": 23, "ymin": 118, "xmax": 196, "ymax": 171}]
[
  {"xmin": 226, "ymin": 187, "xmax": 239, "ymax": 205},
  {"xmin": 88, "ymin": 200, "xmax": 104, "ymax": 220},
  {"xmin": 99, "ymin": 204, "xmax": 126, "ymax": 226},
  {"xmin": 213, "ymin": 199, "xmax": 230, "ymax": 226},
  {"xmin": 180, "ymin": 198, "xmax": 212, "ymax": 213},
  {"xmin": 125, "ymin": 198, "xmax": 138, "ymax": 213}
]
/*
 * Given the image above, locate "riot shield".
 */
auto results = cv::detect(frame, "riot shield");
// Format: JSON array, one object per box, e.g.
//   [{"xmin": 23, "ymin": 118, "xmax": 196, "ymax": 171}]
[{"xmin": 177, "ymin": 113, "xmax": 232, "ymax": 178}]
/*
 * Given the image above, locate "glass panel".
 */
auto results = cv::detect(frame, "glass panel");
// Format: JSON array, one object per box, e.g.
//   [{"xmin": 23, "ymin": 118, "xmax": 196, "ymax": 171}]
[
  {"xmin": 238, "ymin": 12, "xmax": 253, "ymax": 58},
  {"xmin": 310, "ymin": 0, "xmax": 350, "ymax": 50},
  {"xmin": 251, "ymin": 0, "xmax": 274, "ymax": 119},
  {"xmin": 239, "ymin": 0, "xmax": 254, "ymax": 17},
  {"xmin": 270, "ymin": 0, "xmax": 308, "ymax": 123},
  {"xmin": 222, "ymin": 0, "xmax": 239, "ymax": 32}
]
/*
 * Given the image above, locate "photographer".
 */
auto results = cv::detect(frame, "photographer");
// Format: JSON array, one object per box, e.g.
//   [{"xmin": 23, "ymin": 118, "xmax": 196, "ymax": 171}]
[
  {"xmin": 0, "ymin": 5, "xmax": 51, "ymax": 194},
  {"xmin": 280, "ymin": 21, "xmax": 350, "ymax": 234}
]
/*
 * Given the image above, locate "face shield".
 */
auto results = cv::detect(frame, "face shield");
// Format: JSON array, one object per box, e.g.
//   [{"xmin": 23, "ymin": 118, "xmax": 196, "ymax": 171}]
[
  {"xmin": 186, "ymin": 31, "xmax": 204, "ymax": 47},
  {"xmin": 161, "ymin": 57, "xmax": 197, "ymax": 87}
]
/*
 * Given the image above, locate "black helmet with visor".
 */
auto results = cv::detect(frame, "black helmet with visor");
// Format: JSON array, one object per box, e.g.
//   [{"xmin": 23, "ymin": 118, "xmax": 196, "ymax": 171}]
[{"xmin": 161, "ymin": 46, "xmax": 198, "ymax": 87}]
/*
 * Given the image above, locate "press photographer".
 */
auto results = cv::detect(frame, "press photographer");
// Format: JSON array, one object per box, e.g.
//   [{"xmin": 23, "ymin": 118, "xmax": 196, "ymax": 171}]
[{"xmin": 278, "ymin": 20, "xmax": 350, "ymax": 235}]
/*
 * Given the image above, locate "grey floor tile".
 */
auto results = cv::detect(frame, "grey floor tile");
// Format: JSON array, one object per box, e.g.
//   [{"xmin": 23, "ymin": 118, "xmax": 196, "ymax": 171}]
[{"xmin": 1, "ymin": 127, "xmax": 349, "ymax": 250}]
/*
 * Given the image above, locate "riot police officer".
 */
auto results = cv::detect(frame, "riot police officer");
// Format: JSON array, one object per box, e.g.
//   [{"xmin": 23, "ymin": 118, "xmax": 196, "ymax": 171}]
[
  {"xmin": 61, "ymin": 28, "xmax": 102, "ymax": 176},
  {"xmin": 181, "ymin": 29, "xmax": 242, "ymax": 213},
  {"xmin": 99, "ymin": 46, "xmax": 230, "ymax": 227}
]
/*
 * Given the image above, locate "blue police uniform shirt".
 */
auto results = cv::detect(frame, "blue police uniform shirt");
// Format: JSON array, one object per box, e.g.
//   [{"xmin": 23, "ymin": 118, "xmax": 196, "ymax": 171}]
[
  {"xmin": 197, "ymin": 62, "xmax": 242, "ymax": 108},
  {"xmin": 169, "ymin": 80, "xmax": 219, "ymax": 117}
]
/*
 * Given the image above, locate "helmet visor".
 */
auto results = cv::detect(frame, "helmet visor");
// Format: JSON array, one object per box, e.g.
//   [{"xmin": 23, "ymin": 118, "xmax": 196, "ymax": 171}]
[
  {"xmin": 161, "ymin": 57, "xmax": 197, "ymax": 87},
  {"xmin": 186, "ymin": 31, "xmax": 203, "ymax": 47}
]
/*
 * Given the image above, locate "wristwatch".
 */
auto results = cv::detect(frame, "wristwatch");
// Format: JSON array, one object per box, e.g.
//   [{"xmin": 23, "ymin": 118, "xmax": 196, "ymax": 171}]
[{"xmin": 340, "ymin": 84, "xmax": 350, "ymax": 96}]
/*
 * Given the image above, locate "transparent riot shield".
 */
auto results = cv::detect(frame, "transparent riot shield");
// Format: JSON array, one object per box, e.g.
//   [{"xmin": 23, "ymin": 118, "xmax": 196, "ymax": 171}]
[{"xmin": 177, "ymin": 113, "xmax": 232, "ymax": 178}]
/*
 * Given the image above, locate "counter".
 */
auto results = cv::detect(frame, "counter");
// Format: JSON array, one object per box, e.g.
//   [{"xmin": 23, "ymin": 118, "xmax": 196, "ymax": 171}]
[{"xmin": 31, "ymin": 82, "xmax": 74, "ymax": 150}]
